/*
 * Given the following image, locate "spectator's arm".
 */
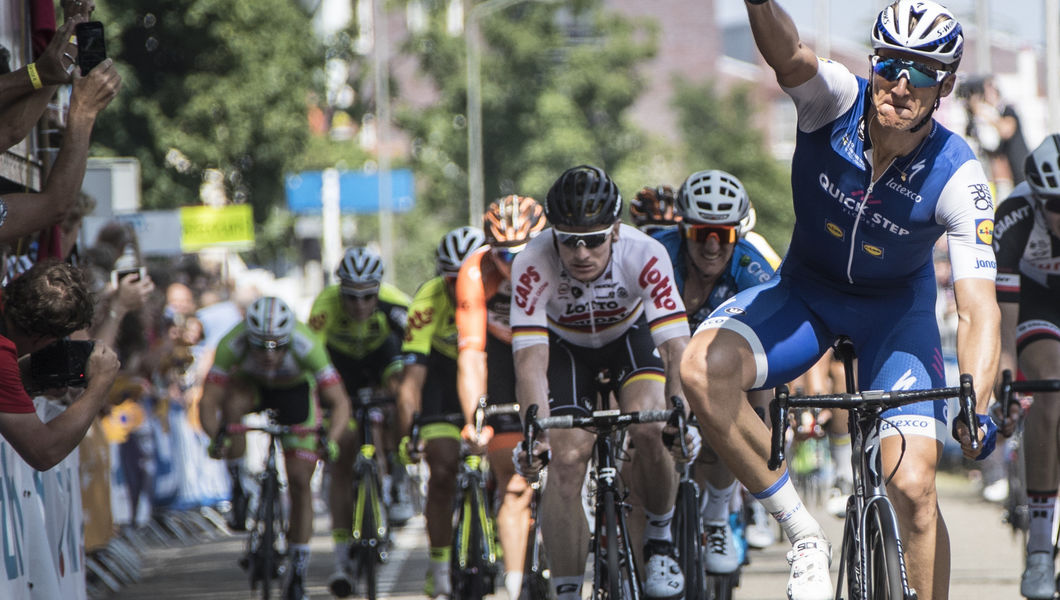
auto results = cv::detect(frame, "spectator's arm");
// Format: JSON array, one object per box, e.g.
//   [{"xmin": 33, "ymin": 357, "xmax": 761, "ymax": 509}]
[
  {"xmin": 0, "ymin": 57, "xmax": 120, "ymax": 244},
  {"xmin": 0, "ymin": 19, "xmax": 83, "ymax": 151},
  {"xmin": 0, "ymin": 340, "xmax": 118, "ymax": 470}
]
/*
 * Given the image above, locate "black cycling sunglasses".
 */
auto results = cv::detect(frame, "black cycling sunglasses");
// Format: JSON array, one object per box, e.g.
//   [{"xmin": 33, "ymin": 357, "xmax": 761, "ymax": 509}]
[
  {"xmin": 1045, "ymin": 197, "xmax": 1060, "ymax": 213},
  {"xmin": 870, "ymin": 55, "xmax": 949, "ymax": 88},
  {"xmin": 553, "ymin": 228, "xmax": 612, "ymax": 249}
]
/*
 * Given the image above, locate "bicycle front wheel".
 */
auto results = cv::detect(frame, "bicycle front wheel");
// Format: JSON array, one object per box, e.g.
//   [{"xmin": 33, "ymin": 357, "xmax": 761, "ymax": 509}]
[
  {"xmin": 259, "ymin": 475, "xmax": 278, "ymax": 600},
  {"xmin": 451, "ymin": 488, "xmax": 489, "ymax": 600},
  {"xmin": 866, "ymin": 500, "xmax": 908, "ymax": 600},
  {"xmin": 672, "ymin": 480, "xmax": 703, "ymax": 600}
]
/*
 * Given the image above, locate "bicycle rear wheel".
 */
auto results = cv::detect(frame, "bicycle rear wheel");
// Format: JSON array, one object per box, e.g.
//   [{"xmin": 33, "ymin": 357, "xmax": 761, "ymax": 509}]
[
  {"xmin": 866, "ymin": 500, "xmax": 908, "ymax": 600},
  {"xmin": 672, "ymin": 480, "xmax": 704, "ymax": 600}
]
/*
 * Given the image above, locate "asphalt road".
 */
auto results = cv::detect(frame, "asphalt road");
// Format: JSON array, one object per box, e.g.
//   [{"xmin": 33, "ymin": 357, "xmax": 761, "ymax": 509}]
[{"xmin": 111, "ymin": 471, "xmax": 1024, "ymax": 599}]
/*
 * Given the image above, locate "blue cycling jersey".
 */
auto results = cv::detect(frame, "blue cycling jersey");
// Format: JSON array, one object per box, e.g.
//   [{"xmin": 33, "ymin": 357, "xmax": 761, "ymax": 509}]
[
  {"xmin": 697, "ymin": 59, "xmax": 997, "ymax": 442},
  {"xmin": 782, "ymin": 60, "xmax": 995, "ymax": 292},
  {"xmin": 653, "ymin": 230, "xmax": 776, "ymax": 330}
]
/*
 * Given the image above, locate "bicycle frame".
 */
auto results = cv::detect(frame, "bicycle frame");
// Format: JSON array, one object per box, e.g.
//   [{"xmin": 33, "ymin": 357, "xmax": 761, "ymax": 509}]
[{"xmin": 225, "ymin": 416, "xmax": 317, "ymax": 600}]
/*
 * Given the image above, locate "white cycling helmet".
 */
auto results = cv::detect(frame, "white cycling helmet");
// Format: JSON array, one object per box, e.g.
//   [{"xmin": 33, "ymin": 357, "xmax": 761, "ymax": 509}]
[
  {"xmin": 871, "ymin": 0, "xmax": 964, "ymax": 68},
  {"xmin": 336, "ymin": 246, "xmax": 384, "ymax": 289},
  {"xmin": 436, "ymin": 226, "xmax": 485, "ymax": 275},
  {"xmin": 1025, "ymin": 134, "xmax": 1060, "ymax": 199},
  {"xmin": 677, "ymin": 170, "xmax": 751, "ymax": 233},
  {"xmin": 246, "ymin": 297, "xmax": 296, "ymax": 348}
]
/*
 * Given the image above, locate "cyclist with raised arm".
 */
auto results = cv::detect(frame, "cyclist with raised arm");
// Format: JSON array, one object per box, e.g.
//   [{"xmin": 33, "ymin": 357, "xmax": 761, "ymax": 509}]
[
  {"xmin": 200, "ymin": 297, "xmax": 350, "ymax": 600},
  {"xmin": 454, "ymin": 195, "xmax": 546, "ymax": 600},
  {"xmin": 306, "ymin": 246, "xmax": 412, "ymax": 597},
  {"xmin": 680, "ymin": 2, "xmax": 1000, "ymax": 599},
  {"xmin": 654, "ymin": 169, "xmax": 778, "ymax": 572},
  {"xmin": 511, "ymin": 165, "xmax": 698, "ymax": 600},
  {"xmin": 396, "ymin": 226, "xmax": 486, "ymax": 599},
  {"xmin": 993, "ymin": 135, "xmax": 1060, "ymax": 599}
]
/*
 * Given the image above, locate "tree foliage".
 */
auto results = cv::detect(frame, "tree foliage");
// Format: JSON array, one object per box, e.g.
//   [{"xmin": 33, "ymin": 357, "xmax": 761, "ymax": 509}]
[
  {"xmin": 398, "ymin": 1, "xmax": 656, "ymax": 223},
  {"xmin": 90, "ymin": 0, "xmax": 323, "ymax": 220},
  {"xmin": 671, "ymin": 77, "xmax": 794, "ymax": 252}
]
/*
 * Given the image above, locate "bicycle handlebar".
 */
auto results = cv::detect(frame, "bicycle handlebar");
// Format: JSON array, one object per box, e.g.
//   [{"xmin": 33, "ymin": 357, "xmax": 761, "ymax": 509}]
[
  {"xmin": 534, "ymin": 409, "xmax": 675, "ymax": 431},
  {"xmin": 224, "ymin": 422, "xmax": 322, "ymax": 436},
  {"xmin": 767, "ymin": 374, "xmax": 978, "ymax": 471},
  {"xmin": 998, "ymin": 369, "xmax": 1060, "ymax": 430}
]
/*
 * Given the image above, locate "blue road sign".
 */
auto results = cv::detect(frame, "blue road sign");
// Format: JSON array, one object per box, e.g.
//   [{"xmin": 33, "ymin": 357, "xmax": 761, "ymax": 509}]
[{"xmin": 285, "ymin": 170, "xmax": 415, "ymax": 214}]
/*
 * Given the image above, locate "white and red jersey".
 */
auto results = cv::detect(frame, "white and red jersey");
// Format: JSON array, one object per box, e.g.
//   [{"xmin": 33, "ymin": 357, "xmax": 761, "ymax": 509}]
[{"xmin": 510, "ymin": 224, "xmax": 690, "ymax": 350}]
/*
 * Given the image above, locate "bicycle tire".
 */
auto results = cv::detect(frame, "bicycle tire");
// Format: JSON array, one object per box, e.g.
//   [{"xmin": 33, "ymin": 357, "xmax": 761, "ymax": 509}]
[
  {"xmin": 520, "ymin": 491, "xmax": 553, "ymax": 599},
  {"xmin": 673, "ymin": 480, "xmax": 704, "ymax": 600},
  {"xmin": 451, "ymin": 486, "xmax": 488, "ymax": 600},
  {"xmin": 361, "ymin": 498, "xmax": 378, "ymax": 600},
  {"xmin": 706, "ymin": 573, "xmax": 737, "ymax": 600},
  {"xmin": 604, "ymin": 488, "xmax": 623, "ymax": 598},
  {"xmin": 260, "ymin": 474, "xmax": 277, "ymax": 600},
  {"xmin": 866, "ymin": 500, "xmax": 908, "ymax": 600}
]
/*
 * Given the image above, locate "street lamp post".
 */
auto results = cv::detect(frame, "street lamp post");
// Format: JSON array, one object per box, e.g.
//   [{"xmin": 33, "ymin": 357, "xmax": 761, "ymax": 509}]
[{"xmin": 466, "ymin": 0, "xmax": 554, "ymax": 225}]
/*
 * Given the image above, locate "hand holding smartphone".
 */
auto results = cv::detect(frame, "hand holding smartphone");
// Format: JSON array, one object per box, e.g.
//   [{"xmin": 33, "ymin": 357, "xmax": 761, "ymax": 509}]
[{"xmin": 75, "ymin": 21, "xmax": 106, "ymax": 74}]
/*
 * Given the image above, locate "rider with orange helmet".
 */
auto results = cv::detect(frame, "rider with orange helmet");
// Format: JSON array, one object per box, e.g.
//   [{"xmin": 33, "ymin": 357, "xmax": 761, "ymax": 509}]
[
  {"xmin": 630, "ymin": 185, "xmax": 681, "ymax": 236},
  {"xmin": 455, "ymin": 194, "xmax": 546, "ymax": 599}
]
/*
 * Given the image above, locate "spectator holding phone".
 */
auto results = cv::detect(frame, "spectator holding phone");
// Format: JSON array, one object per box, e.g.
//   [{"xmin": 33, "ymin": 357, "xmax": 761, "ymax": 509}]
[
  {"xmin": 0, "ymin": 29, "xmax": 121, "ymax": 247},
  {"xmin": 0, "ymin": 259, "xmax": 120, "ymax": 471}
]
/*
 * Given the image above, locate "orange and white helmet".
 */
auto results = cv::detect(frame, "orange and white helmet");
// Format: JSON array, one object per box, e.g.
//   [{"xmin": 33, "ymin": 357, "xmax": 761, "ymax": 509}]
[
  {"xmin": 631, "ymin": 185, "xmax": 681, "ymax": 229},
  {"xmin": 483, "ymin": 195, "xmax": 546, "ymax": 247}
]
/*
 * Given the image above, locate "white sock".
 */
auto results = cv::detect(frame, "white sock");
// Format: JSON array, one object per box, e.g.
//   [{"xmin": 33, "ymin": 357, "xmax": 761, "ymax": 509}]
[
  {"xmin": 753, "ymin": 470, "xmax": 821, "ymax": 543},
  {"xmin": 553, "ymin": 575, "xmax": 582, "ymax": 600},
  {"xmin": 701, "ymin": 480, "xmax": 739, "ymax": 523},
  {"xmin": 1028, "ymin": 491, "xmax": 1057, "ymax": 555},
  {"xmin": 644, "ymin": 507, "xmax": 675, "ymax": 543},
  {"xmin": 504, "ymin": 570, "xmax": 523, "ymax": 599}
]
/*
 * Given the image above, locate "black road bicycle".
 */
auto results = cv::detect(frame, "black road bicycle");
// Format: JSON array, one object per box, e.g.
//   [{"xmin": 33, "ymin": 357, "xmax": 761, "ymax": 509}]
[
  {"xmin": 997, "ymin": 370, "xmax": 1060, "ymax": 573},
  {"xmin": 768, "ymin": 337, "xmax": 979, "ymax": 600},
  {"xmin": 521, "ymin": 411, "xmax": 554, "ymax": 600},
  {"xmin": 223, "ymin": 414, "xmax": 323, "ymax": 600},
  {"xmin": 525, "ymin": 403, "xmax": 678, "ymax": 599},
  {"xmin": 331, "ymin": 388, "xmax": 394, "ymax": 599}
]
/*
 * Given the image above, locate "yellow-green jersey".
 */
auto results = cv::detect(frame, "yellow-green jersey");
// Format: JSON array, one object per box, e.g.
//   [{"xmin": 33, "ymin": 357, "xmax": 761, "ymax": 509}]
[
  {"xmin": 402, "ymin": 276, "xmax": 458, "ymax": 363},
  {"xmin": 307, "ymin": 282, "xmax": 410, "ymax": 359}
]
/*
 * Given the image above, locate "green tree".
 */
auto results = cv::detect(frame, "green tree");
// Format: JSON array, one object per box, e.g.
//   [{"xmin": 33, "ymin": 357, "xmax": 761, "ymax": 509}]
[
  {"xmin": 671, "ymin": 77, "xmax": 794, "ymax": 252},
  {"xmin": 89, "ymin": 0, "xmax": 323, "ymax": 220},
  {"xmin": 398, "ymin": 1, "xmax": 656, "ymax": 222}
]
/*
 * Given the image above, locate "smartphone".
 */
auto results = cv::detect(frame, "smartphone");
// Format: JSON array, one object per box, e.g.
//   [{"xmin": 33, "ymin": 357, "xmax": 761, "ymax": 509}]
[
  {"xmin": 110, "ymin": 266, "xmax": 146, "ymax": 287},
  {"xmin": 30, "ymin": 339, "xmax": 95, "ymax": 389},
  {"xmin": 75, "ymin": 21, "xmax": 106, "ymax": 74}
]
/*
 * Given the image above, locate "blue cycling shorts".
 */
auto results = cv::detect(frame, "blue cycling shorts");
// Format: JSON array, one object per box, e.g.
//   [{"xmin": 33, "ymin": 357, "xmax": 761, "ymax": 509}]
[{"xmin": 694, "ymin": 271, "xmax": 949, "ymax": 442}]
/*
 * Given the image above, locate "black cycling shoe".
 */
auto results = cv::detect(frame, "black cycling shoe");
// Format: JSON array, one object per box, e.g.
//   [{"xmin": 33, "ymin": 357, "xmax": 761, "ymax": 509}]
[{"xmin": 227, "ymin": 479, "xmax": 248, "ymax": 532}]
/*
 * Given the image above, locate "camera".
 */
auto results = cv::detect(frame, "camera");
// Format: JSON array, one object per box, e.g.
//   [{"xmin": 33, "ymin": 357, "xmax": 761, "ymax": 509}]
[
  {"xmin": 110, "ymin": 266, "xmax": 146, "ymax": 288},
  {"xmin": 75, "ymin": 21, "xmax": 106, "ymax": 74},
  {"xmin": 29, "ymin": 339, "xmax": 95, "ymax": 389}
]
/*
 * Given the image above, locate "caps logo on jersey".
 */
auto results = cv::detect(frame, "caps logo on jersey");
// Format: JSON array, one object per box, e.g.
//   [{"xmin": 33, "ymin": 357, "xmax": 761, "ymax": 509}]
[
  {"xmin": 975, "ymin": 219, "xmax": 994, "ymax": 245},
  {"xmin": 826, "ymin": 222, "xmax": 845, "ymax": 240}
]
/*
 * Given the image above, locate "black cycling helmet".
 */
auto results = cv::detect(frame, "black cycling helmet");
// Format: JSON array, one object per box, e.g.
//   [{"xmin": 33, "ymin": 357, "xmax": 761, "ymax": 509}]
[{"xmin": 545, "ymin": 165, "xmax": 622, "ymax": 228}]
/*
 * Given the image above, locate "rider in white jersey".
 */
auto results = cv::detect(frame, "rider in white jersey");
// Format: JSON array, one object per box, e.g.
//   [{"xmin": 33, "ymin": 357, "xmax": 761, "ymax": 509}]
[
  {"xmin": 512, "ymin": 165, "xmax": 698, "ymax": 600},
  {"xmin": 680, "ymin": 3, "xmax": 1000, "ymax": 600}
]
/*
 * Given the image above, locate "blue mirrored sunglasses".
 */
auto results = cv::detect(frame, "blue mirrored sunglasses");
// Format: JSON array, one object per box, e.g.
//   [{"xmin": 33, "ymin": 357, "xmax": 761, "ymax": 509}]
[{"xmin": 871, "ymin": 55, "xmax": 948, "ymax": 88}]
